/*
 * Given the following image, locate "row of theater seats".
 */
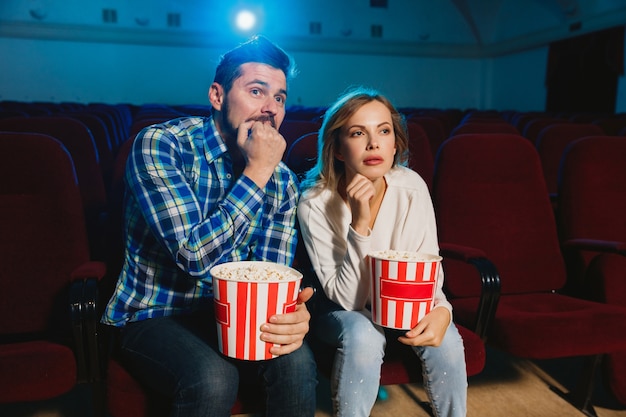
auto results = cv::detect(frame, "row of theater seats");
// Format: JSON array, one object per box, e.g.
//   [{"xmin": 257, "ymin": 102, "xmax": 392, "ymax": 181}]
[
  {"xmin": 283, "ymin": 107, "xmax": 626, "ymax": 414},
  {"xmin": 0, "ymin": 101, "xmax": 136, "ymax": 417},
  {"xmin": 1, "ymin": 101, "xmax": 625, "ymax": 416}
]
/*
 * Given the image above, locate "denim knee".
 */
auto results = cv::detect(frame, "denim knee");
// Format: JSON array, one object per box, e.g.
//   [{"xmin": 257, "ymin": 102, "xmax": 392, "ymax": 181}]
[
  {"xmin": 262, "ymin": 342, "xmax": 317, "ymax": 417},
  {"xmin": 320, "ymin": 310, "xmax": 386, "ymax": 360},
  {"xmin": 172, "ymin": 365, "xmax": 239, "ymax": 417}
]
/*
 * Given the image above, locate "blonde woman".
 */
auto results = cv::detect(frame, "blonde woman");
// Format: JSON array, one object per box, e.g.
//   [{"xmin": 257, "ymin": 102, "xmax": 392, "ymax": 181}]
[{"xmin": 298, "ymin": 86, "xmax": 467, "ymax": 417}]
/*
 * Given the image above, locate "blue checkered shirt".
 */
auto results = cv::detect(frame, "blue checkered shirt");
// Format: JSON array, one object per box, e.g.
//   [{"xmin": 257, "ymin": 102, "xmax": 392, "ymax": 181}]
[{"xmin": 102, "ymin": 116, "xmax": 300, "ymax": 326}]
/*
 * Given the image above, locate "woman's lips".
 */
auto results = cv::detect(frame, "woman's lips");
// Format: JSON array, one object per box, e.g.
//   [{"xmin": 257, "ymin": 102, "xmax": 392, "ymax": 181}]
[{"xmin": 363, "ymin": 157, "xmax": 384, "ymax": 166}]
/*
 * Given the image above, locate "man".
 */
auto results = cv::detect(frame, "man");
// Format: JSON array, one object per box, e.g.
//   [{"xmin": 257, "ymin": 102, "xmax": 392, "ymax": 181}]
[{"xmin": 102, "ymin": 35, "xmax": 317, "ymax": 417}]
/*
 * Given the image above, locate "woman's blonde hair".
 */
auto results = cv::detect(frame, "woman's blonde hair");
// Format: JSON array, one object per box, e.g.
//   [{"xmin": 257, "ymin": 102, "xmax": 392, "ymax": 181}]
[{"xmin": 300, "ymin": 86, "xmax": 409, "ymax": 193}]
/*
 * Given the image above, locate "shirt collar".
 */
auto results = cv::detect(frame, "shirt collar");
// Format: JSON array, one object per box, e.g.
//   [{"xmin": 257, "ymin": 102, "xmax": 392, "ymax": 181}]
[{"xmin": 203, "ymin": 115, "xmax": 229, "ymax": 163}]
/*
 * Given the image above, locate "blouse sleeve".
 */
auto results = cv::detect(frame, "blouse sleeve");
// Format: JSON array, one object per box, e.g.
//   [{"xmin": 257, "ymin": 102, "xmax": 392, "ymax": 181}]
[{"xmin": 297, "ymin": 195, "xmax": 372, "ymax": 310}]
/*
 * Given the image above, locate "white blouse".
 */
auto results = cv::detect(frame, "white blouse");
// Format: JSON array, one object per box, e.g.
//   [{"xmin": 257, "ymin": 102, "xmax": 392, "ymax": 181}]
[{"xmin": 297, "ymin": 166, "xmax": 452, "ymax": 316}]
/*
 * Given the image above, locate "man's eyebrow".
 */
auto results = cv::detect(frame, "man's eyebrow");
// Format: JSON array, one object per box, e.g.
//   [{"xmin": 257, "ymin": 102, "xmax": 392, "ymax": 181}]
[{"xmin": 246, "ymin": 79, "xmax": 288, "ymax": 97}]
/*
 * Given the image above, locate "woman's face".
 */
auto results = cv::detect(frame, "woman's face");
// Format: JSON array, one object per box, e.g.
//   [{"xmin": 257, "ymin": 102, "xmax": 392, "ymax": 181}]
[{"xmin": 335, "ymin": 100, "xmax": 397, "ymax": 182}]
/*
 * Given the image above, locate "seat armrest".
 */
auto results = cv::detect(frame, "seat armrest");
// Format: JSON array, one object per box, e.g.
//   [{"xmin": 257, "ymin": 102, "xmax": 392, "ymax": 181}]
[
  {"xmin": 70, "ymin": 261, "xmax": 107, "ymax": 282},
  {"xmin": 562, "ymin": 238, "xmax": 626, "ymax": 256},
  {"xmin": 440, "ymin": 242, "xmax": 487, "ymax": 261},
  {"xmin": 69, "ymin": 261, "xmax": 107, "ymax": 383},
  {"xmin": 69, "ymin": 279, "xmax": 88, "ymax": 382},
  {"xmin": 439, "ymin": 242, "xmax": 501, "ymax": 341}
]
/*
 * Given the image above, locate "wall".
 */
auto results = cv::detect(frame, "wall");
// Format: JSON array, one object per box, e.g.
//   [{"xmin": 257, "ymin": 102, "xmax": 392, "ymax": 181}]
[
  {"xmin": 1, "ymin": 0, "xmax": 625, "ymax": 113},
  {"xmin": 488, "ymin": 47, "xmax": 550, "ymax": 112},
  {"xmin": 0, "ymin": 35, "xmax": 540, "ymax": 111}
]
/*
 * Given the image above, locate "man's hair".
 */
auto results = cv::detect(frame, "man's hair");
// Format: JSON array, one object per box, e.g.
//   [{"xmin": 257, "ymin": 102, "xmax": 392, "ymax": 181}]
[{"xmin": 214, "ymin": 35, "xmax": 297, "ymax": 93}]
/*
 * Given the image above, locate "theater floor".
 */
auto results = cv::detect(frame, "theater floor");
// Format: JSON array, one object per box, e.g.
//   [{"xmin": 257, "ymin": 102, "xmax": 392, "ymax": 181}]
[{"xmin": 2, "ymin": 347, "xmax": 626, "ymax": 417}]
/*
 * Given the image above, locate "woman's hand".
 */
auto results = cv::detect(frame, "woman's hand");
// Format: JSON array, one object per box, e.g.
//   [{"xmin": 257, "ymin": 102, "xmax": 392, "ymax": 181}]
[
  {"xmin": 397, "ymin": 307, "xmax": 451, "ymax": 347},
  {"xmin": 346, "ymin": 173, "xmax": 375, "ymax": 236}
]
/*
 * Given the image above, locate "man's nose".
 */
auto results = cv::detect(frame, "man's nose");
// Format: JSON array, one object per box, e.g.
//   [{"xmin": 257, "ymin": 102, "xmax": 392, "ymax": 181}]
[{"xmin": 261, "ymin": 97, "xmax": 279, "ymax": 115}]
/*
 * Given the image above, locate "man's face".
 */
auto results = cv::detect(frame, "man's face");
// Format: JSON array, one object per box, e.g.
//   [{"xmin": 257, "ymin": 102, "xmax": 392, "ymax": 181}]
[{"xmin": 211, "ymin": 62, "xmax": 288, "ymax": 141}]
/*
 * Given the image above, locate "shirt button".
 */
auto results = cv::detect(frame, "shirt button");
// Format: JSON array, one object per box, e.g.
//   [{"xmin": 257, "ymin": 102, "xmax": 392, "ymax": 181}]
[{"xmin": 226, "ymin": 173, "xmax": 232, "ymax": 179}]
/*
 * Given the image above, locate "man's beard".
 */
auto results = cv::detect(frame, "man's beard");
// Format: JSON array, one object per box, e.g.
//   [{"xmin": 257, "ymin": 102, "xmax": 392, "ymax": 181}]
[
  {"xmin": 220, "ymin": 100, "xmax": 277, "ymax": 141},
  {"xmin": 219, "ymin": 99, "xmax": 238, "ymax": 142}
]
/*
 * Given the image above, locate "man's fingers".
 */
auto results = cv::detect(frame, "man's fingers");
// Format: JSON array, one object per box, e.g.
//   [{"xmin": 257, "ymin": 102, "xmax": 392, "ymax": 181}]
[
  {"xmin": 298, "ymin": 286, "xmax": 314, "ymax": 304},
  {"xmin": 237, "ymin": 120, "xmax": 255, "ymax": 148}
]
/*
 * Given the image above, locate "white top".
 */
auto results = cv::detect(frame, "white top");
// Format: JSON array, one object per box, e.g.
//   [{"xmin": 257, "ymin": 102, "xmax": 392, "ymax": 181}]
[{"xmin": 298, "ymin": 166, "xmax": 452, "ymax": 315}]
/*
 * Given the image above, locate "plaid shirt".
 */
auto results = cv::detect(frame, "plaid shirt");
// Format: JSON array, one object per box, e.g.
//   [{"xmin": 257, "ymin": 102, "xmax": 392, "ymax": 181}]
[{"xmin": 102, "ymin": 116, "xmax": 300, "ymax": 326}]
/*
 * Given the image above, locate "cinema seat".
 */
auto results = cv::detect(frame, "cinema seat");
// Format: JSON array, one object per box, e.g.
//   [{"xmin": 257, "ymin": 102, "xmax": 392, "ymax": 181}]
[
  {"xmin": 279, "ymin": 119, "xmax": 320, "ymax": 158},
  {"xmin": 285, "ymin": 132, "xmax": 318, "ymax": 180},
  {"xmin": 0, "ymin": 132, "xmax": 105, "ymax": 407},
  {"xmin": 406, "ymin": 121, "xmax": 434, "ymax": 191},
  {"xmin": 557, "ymin": 135, "xmax": 626, "ymax": 296},
  {"xmin": 0, "ymin": 116, "xmax": 109, "ymax": 259},
  {"xmin": 449, "ymin": 121, "xmax": 520, "ymax": 136},
  {"xmin": 534, "ymin": 123, "xmax": 605, "ymax": 207},
  {"xmin": 432, "ymin": 132, "xmax": 626, "ymax": 416},
  {"xmin": 556, "ymin": 135, "xmax": 626, "ymax": 405}
]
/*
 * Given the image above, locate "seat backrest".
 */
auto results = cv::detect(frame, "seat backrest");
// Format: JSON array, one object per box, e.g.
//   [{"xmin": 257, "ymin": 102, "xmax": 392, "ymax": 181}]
[
  {"xmin": 558, "ymin": 135, "xmax": 626, "ymax": 243},
  {"xmin": 591, "ymin": 117, "xmax": 626, "ymax": 135},
  {"xmin": 459, "ymin": 110, "xmax": 504, "ymax": 124},
  {"xmin": 534, "ymin": 123, "xmax": 605, "ymax": 196},
  {"xmin": 285, "ymin": 132, "xmax": 318, "ymax": 179},
  {"xmin": 0, "ymin": 132, "xmax": 90, "ymax": 335},
  {"xmin": 279, "ymin": 120, "xmax": 320, "ymax": 157},
  {"xmin": 407, "ymin": 116, "xmax": 447, "ymax": 159},
  {"xmin": 66, "ymin": 112, "xmax": 115, "ymax": 182},
  {"xmin": 433, "ymin": 133, "xmax": 566, "ymax": 297},
  {"xmin": 522, "ymin": 117, "xmax": 566, "ymax": 143},
  {"xmin": 129, "ymin": 117, "xmax": 170, "ymax": 139},
  {"xmin": 449, "ymin": 121, "xmax": 520, "ymax": 136},
  {"xmin": 511, "ymin": 112, "xmax": 545, "ymax": 133},
  {"xmin": 0, "ymin": 116, "xmax": 107, "ymax": 213},
  {"xmin": 87, "ymin": 104, "xmax": 132, "ymax": 151},
  {"xmin": 106, "ymin": 137, "xmax": 134, "ymax": 250},
  {"xmin": 405, "ymin": 122, "xmax": 434, "ymax": 191}
]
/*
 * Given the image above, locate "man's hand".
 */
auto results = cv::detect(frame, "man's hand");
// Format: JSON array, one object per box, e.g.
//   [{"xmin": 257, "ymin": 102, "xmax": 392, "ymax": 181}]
[
  {"xmin": 260, "ymin": 287, "xmax": 314, "ymax": 356},
  {"xmin": 238, "ymin": 119, "xmax": 286, "ymax": 188},
  {"xmin": 397, "ymin": 307, "xmax": 451, "ymax": 347}
]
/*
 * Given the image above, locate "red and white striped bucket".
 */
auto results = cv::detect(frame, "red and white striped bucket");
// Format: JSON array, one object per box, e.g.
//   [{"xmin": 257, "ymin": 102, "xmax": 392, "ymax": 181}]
[
  {"xmin": 211, "ymin": 261, "xmax": 302, "ymax": 361},
  {"xmin": 369, "ymin": 251, "xmax": 442, "ymax": 330}
]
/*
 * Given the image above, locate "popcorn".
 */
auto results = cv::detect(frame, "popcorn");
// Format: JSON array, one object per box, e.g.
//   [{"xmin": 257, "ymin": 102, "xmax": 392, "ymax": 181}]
[
  {"xmin": 211, "ymin": 263, "xmax": 299, "ymax": 281},
  {"xmin": 210, "ymin": 261, "xmax": 302, "ymax": 361},
  {"xmin": 369, "ymin": 250, "xmax": 441, "ymax": 263}
]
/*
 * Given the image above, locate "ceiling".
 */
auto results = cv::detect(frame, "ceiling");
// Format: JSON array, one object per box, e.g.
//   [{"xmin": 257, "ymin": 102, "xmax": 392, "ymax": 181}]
[{"xmin": 1, "ymin": 0, "xmax": 625, "ymax": 58}]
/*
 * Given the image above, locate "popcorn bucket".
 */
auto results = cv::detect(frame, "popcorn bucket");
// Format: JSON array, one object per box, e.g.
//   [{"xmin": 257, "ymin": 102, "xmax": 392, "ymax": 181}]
[
  {"xmin": 210, "ymin": 261, "xmax": 302, "ymax": 361},
  {"xmin": 369, "ymin": 251, "xmax": 442, "ymax": 330}
]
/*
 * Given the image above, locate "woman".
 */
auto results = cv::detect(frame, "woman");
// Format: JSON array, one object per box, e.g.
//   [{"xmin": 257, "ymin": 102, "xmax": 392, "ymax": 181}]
[{"xmin": 297, "ymin": 86, "xmax": 467, "ymax": 417}]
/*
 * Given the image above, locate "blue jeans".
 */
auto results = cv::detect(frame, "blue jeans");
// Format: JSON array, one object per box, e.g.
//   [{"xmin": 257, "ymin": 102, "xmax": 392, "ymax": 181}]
[
  {"xmin": 117, "ymin": 309, "xmax": 317, "ymax": 417},
  {"xmin": 315, "ymin": 308, "xmax": 467, "ymax": 417}
]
